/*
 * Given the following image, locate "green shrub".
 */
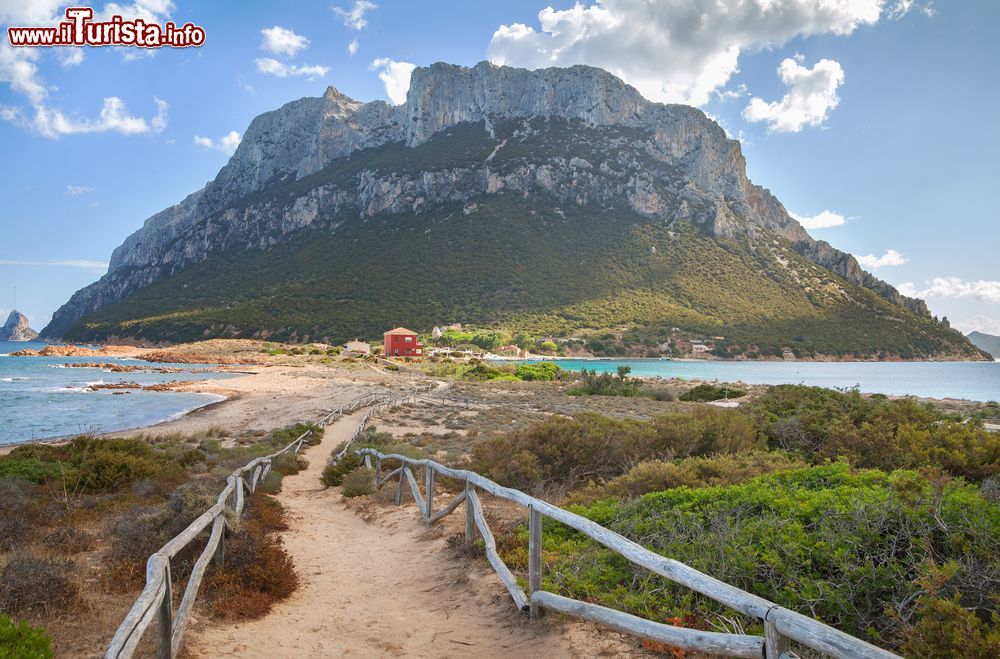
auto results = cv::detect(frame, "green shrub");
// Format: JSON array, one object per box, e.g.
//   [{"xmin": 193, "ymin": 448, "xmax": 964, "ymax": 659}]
[
  {"xmin": 462, "ymin": 362, "xmax": 517, "ymax": 381},
  {"xmin": 270, "ymin": 452, "xmax": 307, "ymax": 476},
  {"xmin": 514, "ymin": 362, "xmax": 561, "ymax": 381},
  {"xmin": 256, "ymin": 470, "xmax": 283, "ymax": 494},
  {"xmin": 271, "ymin": 423, "xmax": 323, "ymax": 447},
  {"xmin": 0, "ymin": 458, "xmax": 63, "ymax": 484},
  {"xmin": 0, "ymin": 616, "xmax": 53, "ymax": 659},
  {"xmin": 570, "ymin": 451, "xmax": 806, "ymax": 503},
  {"xmin": 541, "ymin": 464, "xmax": 1000, "ymax": 652},
  {"xmin": 321, "ymin": 453, "xmax": 362, "ymax": 487},
  {"xmin": 678, "ymin": 383, "xmax": 747, "ymax": 402},
  {"xmin": 341, "ymin": 468, "xmax": 375, "ymax": 498},
  {"xmin": 567, "ymin": 366, "xmax": 642, "ymax": 397}
]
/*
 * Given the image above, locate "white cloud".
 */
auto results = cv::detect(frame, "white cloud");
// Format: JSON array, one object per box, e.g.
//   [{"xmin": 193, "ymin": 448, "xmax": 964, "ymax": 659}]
[
  {"xmin": 255, "ymin": 58, "xmax": 329, "ymax": 79},
  {"xmin": 333, "ymin": 1, "xmax": 377, "ymax": 30},
  {"xmin": 66, "ymin": 185, "xmax": 94, "ymax": 195},
  {"xmin": 193, "ymin": 130, "xmax": 241, "ymax": 155},
  {"xmin": 0, "ymin": 2, "xmax": 175, "ymax": 138},
  {"xmin": 260, "ymin": 26, "xmax": 310, "ymax": 57},
  {"xmin": 59, "ymin": 48, "xmax": 85, "ymax": 68},
  {"xmin": 486, "ymin": 0, "xmax": 919, "ymax": 107},
  {"xmin": 855, "ymin": 249, "xmax": 908, "ymax": 268},
  {"xmin": 951, "ymin": 315, "xmax": 1000, "ymax": 337},
  {"xmin": 6, "ymin": 96, "xmax": 169, "ymax": 138},
  {"xmin": 789, "ymin": 209, "xmax": 845, "ymax": 229},
  {"xmin": 370, "ymin": 58, "xmax": 415, "ymax": 105},
  {"xmin": 898, "ymin": 277, "xmax": 1000, "ymax": 304},
  {"xmin": 0, "ymin": 259, "xmax": 109, "ymax": 273},
  {"xmin": 743, "ymin": 56, "xmax": 844, "ymax": 132},
  {"xmin": 348, "ymin": 39, "xmax": 359, "ymax": 56}
]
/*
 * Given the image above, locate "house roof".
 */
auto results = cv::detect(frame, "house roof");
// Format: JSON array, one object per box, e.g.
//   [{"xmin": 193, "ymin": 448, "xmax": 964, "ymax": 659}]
[{"xmin": 383, "ymin": 327, "xmax": 418, "ymax": 336}]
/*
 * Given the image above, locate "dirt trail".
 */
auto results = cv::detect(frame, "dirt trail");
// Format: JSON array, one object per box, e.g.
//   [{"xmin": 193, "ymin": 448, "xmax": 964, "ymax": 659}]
[{"xmin": 185, "ymin": 411, "xmax": 628, "ymax": 658}]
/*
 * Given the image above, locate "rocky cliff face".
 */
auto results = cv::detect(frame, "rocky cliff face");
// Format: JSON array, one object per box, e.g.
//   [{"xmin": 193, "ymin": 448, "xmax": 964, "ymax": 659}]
[
  {"xmin": 1, "ymin": 311, "xmax": 39, "ymax": 341},
  {"xmin": 43, "ymin": 61, "xmax": 929, "ymax": 338}
]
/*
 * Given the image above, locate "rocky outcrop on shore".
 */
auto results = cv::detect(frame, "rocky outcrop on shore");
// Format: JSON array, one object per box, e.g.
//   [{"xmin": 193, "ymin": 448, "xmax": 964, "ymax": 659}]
[{"xmin": 1, "ymin": 310, "xmax": 39, "ymax": 341}]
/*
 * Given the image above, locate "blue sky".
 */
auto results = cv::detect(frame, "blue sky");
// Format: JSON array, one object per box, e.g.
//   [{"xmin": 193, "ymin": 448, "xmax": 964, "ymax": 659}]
[{"xmin": 1, "ymin": 0, "xmax": 998, "ymax": 336}]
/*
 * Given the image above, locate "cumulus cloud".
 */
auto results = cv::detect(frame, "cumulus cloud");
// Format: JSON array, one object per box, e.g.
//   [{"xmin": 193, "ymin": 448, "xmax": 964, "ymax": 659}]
[
  {"xmin": 333, "ymin": 1, "xmax": 377, "ymax": 30},
  {"xmin": 789, "ymin": 209, "xmax": 845, "ymax": 229},
  {"xmin": 855, "ymin": 249, "xmax": 908, "ymax": 268},
  {"xmin": 0, "ymin": 259, "xmax": 109, "ymax": 273},
  {"xmin": 260, "ymin": 26, "xmax": 310, "ymax": 57},
  {"xmin": 348, "ymin": 39, "xmax": 359, "ymax": 56},
  {"xmin": 898, "ymin": 277, "xmax": 1000, "ymax": 304},
  {"xmin": 66, "ymin": 185, "xmax": 94, "ymax": 195},
  {"xmin": 370, "ymin": 58, "xmax": 416, "ymax": 105},
  {"xmin": 193, "ymin": 130, "xmax": 241, "ymax": 155},
  {"xmin": 950, "ymin": 315, "xmax": 1000, "ymax": 337},
  {"xmin": 743, "ymin": 56, "xmax": 844, "ymax": 132},
  {"xmin": 4, "ymin": 96, "xmax": 168, "ymax": 138},
  {"xmin": 487, "ymin": 0, "xmax": 917, "ymax": 106},
  {"xmin": 0, "ymin": 2, "xmax": 175, "ymax": 137},
  {"xmin": 255, "ymin": 58, "xmax": 329, "ymax": 79}
]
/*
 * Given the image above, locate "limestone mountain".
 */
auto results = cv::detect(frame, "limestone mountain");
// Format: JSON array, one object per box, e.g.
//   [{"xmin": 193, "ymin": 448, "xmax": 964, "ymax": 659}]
[
  {"xmin": 41, "ymin": 62, "xmax": 986, "ymax": 359},
  {"xmin": 1, "ymin": 310, "xmax": 39, "ymax": 342}
]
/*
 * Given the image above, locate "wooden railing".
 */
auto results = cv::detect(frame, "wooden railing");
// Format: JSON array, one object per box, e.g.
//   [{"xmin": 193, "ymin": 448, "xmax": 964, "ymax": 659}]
[
  {"xmin": 356, "ymin": 448, "xmax": 902, "ymax": 659},
  {"xmin": 104, "ymin": 388, "xmax": 425, "ymax": 659}
]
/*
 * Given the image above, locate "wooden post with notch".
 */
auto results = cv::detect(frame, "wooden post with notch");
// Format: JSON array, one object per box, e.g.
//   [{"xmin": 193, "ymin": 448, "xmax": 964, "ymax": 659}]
[
  {"xmin": 528, "ymin": 505, "xmax": 543, "ymax": 620},
  {"xmin": 157, "ymin": 561, "xmax": 173, "ymax": 659},
  {"xmin": 464, "ymin": 480, "xmax": 475, "ymax": 549},
  {"xmin": 424, "ymin": 465, "xmax": 435, "ymax": 521},
  {"xmin": 764, "ymin": 616, "xmax": 790, "ymax": 658},
  {"xmin": 395, "ymin": 464, "xmax": 405, "ymax": 505}
]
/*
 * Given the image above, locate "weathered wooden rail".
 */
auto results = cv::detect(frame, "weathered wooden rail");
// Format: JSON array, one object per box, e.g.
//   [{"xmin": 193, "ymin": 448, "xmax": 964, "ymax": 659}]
[
  {"xmin": 356, "ymin": 447, "xmax": 902, "ymax": 659},
  {"xmin": 104, "ymin": 387, "xmax": 427, "ymax": 659}
]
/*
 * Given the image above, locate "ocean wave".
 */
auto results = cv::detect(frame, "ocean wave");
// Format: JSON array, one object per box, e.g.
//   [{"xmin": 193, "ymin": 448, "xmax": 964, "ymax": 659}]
[{"xmin": 0, "ymin": 377, "xmax": 12, "ymax": 382}]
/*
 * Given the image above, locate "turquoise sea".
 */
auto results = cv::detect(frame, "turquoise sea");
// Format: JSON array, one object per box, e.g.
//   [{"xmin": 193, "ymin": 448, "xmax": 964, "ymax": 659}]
[
  {"xmin": 510, "ymin": 358, "xmax": 1000, "ymax": 402},
  {"xmin": 0, "ymin": 341, "xmax": 236, "ymax": 446}
]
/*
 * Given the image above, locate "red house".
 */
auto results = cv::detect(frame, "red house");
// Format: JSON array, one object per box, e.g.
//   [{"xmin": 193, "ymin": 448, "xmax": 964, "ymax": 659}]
[{"xmin": 383, "ymin": 327, "xmax": 423, "ymax": 357}]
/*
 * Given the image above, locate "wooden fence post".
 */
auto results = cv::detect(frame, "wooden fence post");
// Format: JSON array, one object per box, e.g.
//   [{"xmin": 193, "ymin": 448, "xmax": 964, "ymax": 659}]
[
  {"xmin": 375, "ymin": 456, "xmax": 382, "ymax": 487},
  {"xmin": 764, "ymin": 617, "xmax": 790, "ymax": 658},
  {"xmin": 157, "ymin": 562, "xmax": 173, "ymax": 659},
  {"xmin": 395, "ymin": 466, "xmax": 405, "ymax": 506},
  {"xmin": 529, "ymin": 506, "xmax": 543, "ymax": 620},
  {"xmin": 213, "ymin": 523, "xmax": 225, "ymax": 567},
  {"xmin": 424, "ymin": 466, "xmax": 435, "ymax": 521},
  {"xmin": 464, "ymin": 480, "xmax": 475, "ymax": 549}
]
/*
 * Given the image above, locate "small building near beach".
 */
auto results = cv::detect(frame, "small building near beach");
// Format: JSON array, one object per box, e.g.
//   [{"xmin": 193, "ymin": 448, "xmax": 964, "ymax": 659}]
[
  {"xmin": 343, "ymin": 339, "xmax": 371, "ymax": 355},
  {"xmin": 383, "ymin": 327, "xmax": 424, "ymax": 357}
]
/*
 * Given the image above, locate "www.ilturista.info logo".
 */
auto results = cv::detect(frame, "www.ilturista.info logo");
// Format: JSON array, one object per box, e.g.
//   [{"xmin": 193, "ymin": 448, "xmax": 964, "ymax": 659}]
[{"xmin": 7, "ymin": 7, "xmax": 205, "ymax": 49}]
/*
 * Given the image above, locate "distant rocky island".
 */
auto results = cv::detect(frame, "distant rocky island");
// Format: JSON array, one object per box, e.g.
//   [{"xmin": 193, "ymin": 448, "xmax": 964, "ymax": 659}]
[
  {"xmin": 967, "ymin": 331, "xmax": 1000, "ymax": 358},
  {"xmin": 40, "ymin": 62, "xmax": 988, "ymax": 361},
  {"xmin": 0, "ymin": 310, "xmax": 38, "ymax": 342}
]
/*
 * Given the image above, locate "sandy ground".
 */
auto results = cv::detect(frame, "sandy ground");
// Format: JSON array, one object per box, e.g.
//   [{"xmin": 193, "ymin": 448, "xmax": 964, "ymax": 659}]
[{"xmin": 184, "ymin": 410, "xmax": 645, "ymax": 658}]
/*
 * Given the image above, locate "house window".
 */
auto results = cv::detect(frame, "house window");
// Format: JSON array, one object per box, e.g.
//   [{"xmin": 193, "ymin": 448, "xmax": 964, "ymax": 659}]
[{"xmin": 405, "ymin": 336, "xmax": 412, "ymax": 343}]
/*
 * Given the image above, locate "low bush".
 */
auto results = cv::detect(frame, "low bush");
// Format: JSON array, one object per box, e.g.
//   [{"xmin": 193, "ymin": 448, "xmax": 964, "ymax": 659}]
[
  {"xmin": 321, "ymin": 453, "xmax": 362, "ymax": 487},
  {"xmin": 567, "ymin": 366, "xmax": 642, "ymax": 397},
  {"xmin": 0, "ymin": 557, "xmax": 78, "ymax": 614},
  {"xmin": 341, "ymin": 468, "xmax": 374, "ymax": 498},
  {"xmin": 271, "ymin": 423, "xmax": 324, "ymax": 447},
  {"xmin": 462, "ymin": 362, "xmax": 518, "ymax": 381},
  {"xmin": 514, "ymin": 362, "xmax": 561, "ymax": 381},
  {"xmin": 0, "ymin": 615, "xmax": 53, "ymax": 658},
  {"xmin": 203, "ymin": 497, "xmax": 297, "ymax": 621},
  {"xmin": 540, "ymin": 464, "xmax": 1000, "ymax": 653},
  {"xmin": 42, "ymin": 527, "xmax": 95, "ymax": 555},
  {"xmin": 256, "ymin": 470, "xmax": 283, "ymax": 494},
  {"xmin": 0, "ymin": 458, "xmax": 63, "ymax": 484},
  {"xmin": 678, "ymin": 383, "xmax": 747, "ymax": 402},
  {"xmin": 569, "ymin": 451, "xmax": 807, "ymax": 503},
  {"xmin": 474, "ymin": 408, "xmax": 762, "ymax": 491},
  {"xmin": 270, "ymin": 452, "xmax": 307, "ymax": 476}
]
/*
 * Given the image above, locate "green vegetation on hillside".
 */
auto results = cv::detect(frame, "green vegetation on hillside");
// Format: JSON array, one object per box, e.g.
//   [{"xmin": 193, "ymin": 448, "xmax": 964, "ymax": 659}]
[
  {"xmin": 464, "ymin": 384, "xmax": 1000, "ymax": 655},
  {"xmin": 65, "ymin": 191, "xmax": 975, "ymax": 359}
]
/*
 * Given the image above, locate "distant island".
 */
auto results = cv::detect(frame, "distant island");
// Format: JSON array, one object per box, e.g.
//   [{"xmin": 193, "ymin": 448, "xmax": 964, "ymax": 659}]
[
  {"xmin": 967, "ymin": 331, "xmax": 1000, "ymax": 358},
  {"xmin": 0, "ymin": 310, "xmax": 38, "ymax": 342}
]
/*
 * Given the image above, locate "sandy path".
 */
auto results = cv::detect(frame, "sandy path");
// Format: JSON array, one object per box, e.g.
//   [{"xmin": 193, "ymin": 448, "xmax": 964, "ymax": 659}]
[{"xmin": 185, "ymin": 411, "xmax": 619, "ymax": 658}]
